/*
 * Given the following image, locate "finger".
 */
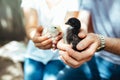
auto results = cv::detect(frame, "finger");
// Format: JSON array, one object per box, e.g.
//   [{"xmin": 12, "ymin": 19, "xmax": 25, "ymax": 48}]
[
  {"xmin": 85, "ymin": 56, "xmax": 92, "ymax": 62},
  {"xmin": 57, "ymin": 39, "xmax": 71, "ymax": 51},
  {"xmin": 35, "ymin": 38, "xmax": 52, "ymax": 47},
  {"xmin": 54, "ymin": 32, "xmax": 63, "ymax": 43},
  {"xmin": 70, "ymin": 57, "xmax": 92, "ymax": 68},
  {"xmin": 59, "ymin": 51, "xmax": 80, "ymax": 68},
  {"xmin": 78, "ymin": 29, "xmax": 87, "ymax": 38},
  {"xmin": 52, "ymin": 43, "xmax": 57, "ymax": 49},
  {"xmin": 60, "ymin": 55, "xmax": 78, "ymax": 68},
  {"xmin": 38, "ymin": 43, "xmax": 52, "ymax": 49},
  {"xmin": 34, "ymin": 27, "xmax": 43, "ymax": 36},
  {"xmin": 65, "ymin": 42, "xmax": 95, "ymax": 61},
  {"xmin": 59, "ymin": 52, "xmax": 68, "ymax": 64},
  {"xmin": 82, "ymin": 42, "xmax": 97, "ymax": 56},
  {"xmin": 69, "ymin": 60, "xmax": 86, "ymax": 68},
  {"xmin": 59, "ymin": 56, "xmax": 68, "ymax": 65},
  {"xmin": 61, "ymin": 54, "xmax": 86, "ymax": 68},
  {"xmin": 64, "ymin": 53, "xmax": 92, "ymax": 68},
  {"xmin": 33, "ymin": 36, "xmax": 50, "ymax": 43},
  {"xmin": 76, "ymin": 42, "xmax": 97, "ymax": 61},
  {"xmin": 59, "ymin": 50, "xmax": 91, "ymax": 68},
  {"xmin": 76, "ymin": 35, "xmax": 93, "ymax": 51},
  {"xmin": 37, "ymin": 26, "xmax": 43, "ymax": 33},
  {"xmin": 52, "ymin": 32, "xmax": 63, "ymax": 44},
  {"xmin": 65, "ymin": 47, "xmax": 83, "ymax": 61}
]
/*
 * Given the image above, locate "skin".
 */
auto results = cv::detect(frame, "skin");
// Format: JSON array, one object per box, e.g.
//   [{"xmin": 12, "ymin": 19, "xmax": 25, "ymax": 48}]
[
  {"xmin": 22, "ymin": 8, "xmax": 62, "ymax": 50},
  {"xmin": 57, "ymin": 11, "xmax": 120, "ymax": 68},
  {"xmin": 22, "ymin": 0, "xmax": 78, "ymax": 50}
]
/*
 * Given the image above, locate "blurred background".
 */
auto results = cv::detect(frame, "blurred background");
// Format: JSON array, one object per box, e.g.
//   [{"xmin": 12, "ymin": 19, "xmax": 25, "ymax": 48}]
[{"xmin": 0, "ymin": 0, "xmax": 26, "ymax": 80}]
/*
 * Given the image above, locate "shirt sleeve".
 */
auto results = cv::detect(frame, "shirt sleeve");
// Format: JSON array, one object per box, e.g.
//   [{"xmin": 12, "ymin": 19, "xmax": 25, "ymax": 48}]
[{"xmin": 21, "ymin": 0, "xmax": 36, "ymax": 9}]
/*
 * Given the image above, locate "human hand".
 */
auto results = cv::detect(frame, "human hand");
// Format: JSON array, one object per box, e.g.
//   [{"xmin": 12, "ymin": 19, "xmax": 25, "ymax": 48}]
[
  {"xmin": 42, "ymin": 25, "xmax": 63, "ymax": 49},
  {"xmin": 32, "ymin": 26, "xmax": 63, "ymax": 50},
  {"xmin": 52, "ymin": 32, "xmax": 63, "ymax": 49},
  {"xmin": 32, "ymin": 27, "xmax": 53, "ymax": 49},
  {"xmin": 57, "ymin": 32, "xmax": 100, "ymax": 68}
]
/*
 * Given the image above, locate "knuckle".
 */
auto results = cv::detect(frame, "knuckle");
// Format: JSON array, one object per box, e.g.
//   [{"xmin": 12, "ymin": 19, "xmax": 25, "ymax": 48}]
[
  {"xmin": 40, "ymin": 42, "xmax": 45, "ymax": 46},
  {"xmin": 73, "ymin": 62, "xmax": 80, "ymax": 68},
  {"xmin": 86, "ymin": 57, "xmax": 92, "ymax": 62}
]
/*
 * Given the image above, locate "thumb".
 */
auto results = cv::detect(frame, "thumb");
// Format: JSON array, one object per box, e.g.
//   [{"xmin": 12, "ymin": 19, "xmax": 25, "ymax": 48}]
[
  {"xmin": 34, "ymin": 26, "xmax": 43, "ymax": 36},
  {"xmin": 37, "ymin": 26, "xmax": 43, "ymax": 33},
  {"xmin": 78, "ymin": 29, "xmax": 87, "ymax": 38}
]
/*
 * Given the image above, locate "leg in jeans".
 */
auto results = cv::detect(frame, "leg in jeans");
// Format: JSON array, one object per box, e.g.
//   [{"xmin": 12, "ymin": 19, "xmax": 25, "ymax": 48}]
[
  {"xmin": 95, "ymin": 55, "xmax": 120, "ymax": 80},
  {"xmin": 24, "ymin": 58, "xmax": 45, "ymax": 80},
  {"xmin": 56, "ymin": 56, "xmax": 101, "ymax": 80},
  {"xmin": 57, "ymin": 64, "xmax": 92, "ymax": 80},
  {"xmin": 110, "ymin": 66, "xmax": 120, "ymax": 80},
  {"xmin": 43, "ymin": 60, "xmax": 65, "ymax": 80}
]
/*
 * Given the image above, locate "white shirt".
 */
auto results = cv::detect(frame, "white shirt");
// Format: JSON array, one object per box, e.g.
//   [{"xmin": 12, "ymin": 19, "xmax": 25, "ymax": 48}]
[{"xmin": 21, "ymin": 0, "xmax": 80, "ymax": 64}]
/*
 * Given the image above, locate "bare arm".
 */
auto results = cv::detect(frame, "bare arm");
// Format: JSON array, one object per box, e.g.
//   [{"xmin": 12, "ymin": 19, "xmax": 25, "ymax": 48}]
[
  {"xmin": 77, "ymin": 10, "xmax": 120, "ymax": 54},
  {"xmin": 22, "ymin": 8, "xmax": 63, "ymax": 49},
  {"xmin": 57, "ymin": 10, "xmax": 120, "ymax": 68},
  {"xmin": 105, "ymin": 37, "xmax": 120, "ymax": 55},
  {"xmin": 57, "ymin": 11, "xmax": 91, "ymax": 68},
  {"xmin": 22, "ymin": 8, "xmax": 38, "ymax": 39},
  {"xmin": 22, "ymin": 8, "xmax": 54, "ymax": 49}
]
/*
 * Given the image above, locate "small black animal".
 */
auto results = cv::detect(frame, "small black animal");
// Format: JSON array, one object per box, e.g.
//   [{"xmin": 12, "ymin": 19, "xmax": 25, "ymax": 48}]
[{"xmin": 65, "ymin": 17, "xmax": 82, "ymax": 51}]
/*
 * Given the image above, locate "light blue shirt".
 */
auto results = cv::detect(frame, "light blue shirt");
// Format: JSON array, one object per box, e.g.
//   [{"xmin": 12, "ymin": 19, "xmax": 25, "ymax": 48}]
[{"xmin": 80, "ymin": 0, "xmax": 120, "ymax": 64}]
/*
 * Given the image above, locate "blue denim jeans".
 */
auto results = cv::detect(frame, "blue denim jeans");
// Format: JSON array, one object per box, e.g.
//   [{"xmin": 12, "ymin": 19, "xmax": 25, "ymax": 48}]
[
  {"xmin": 24, "ymin": 58, "xmax": 65, "ymax": 80},
  {"xmin": 57, "ymin": 55, "xmax": 120, "ymax": 80},
  {"xmin": 95, "ymin": 56, "xmax": 120, "ymax": 80}
]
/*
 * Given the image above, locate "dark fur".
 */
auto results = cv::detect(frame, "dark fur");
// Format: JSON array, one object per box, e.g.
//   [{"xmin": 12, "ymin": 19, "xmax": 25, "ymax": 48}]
[{"xmin": 65, "ymin": 17, "xmax": 82, "ymax": 51}]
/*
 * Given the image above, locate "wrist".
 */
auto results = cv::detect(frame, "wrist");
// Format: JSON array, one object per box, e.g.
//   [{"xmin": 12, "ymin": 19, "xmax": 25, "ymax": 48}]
[{"xmin": 96, "ymin": 34, "xmax": 105, "ymax": 51}]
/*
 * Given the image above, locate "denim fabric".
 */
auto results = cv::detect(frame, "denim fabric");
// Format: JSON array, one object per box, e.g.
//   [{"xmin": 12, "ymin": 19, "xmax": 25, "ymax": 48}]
[
  {"xmin": 24, "ymin": 58, "xmax": 65, "ymax": 80},
  {"xmin": 57, "ymin": 55, "xmax": 120, "ymax": 80},
  {"xmin": 95, "ymin": 56, "xmax": 120, "ymax": 80},
  {"xmin": 57, "ymin": 56, "xmax": 100, "ymax": 80}
]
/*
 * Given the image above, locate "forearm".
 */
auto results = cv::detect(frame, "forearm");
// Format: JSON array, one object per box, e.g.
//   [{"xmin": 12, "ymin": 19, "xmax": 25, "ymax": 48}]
[
  {"xmin": 78, "ymin": 10, "xmax": 120, "ymax": 55},
  {"xmin": 25, "ymin": 27, "xmax": 37, "ymax": 39},
  {"xmin": 22, "ymin": 8, "xmax": 38, "ymax": 39},
  {"xmin": 105, "ymin": 37, "xmax": 120, "ymax": 55}
]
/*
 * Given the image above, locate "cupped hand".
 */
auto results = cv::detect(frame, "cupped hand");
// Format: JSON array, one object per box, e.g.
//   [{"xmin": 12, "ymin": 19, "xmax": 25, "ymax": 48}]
[
  {"xmin": 32, "ymin": 27, "xmax": 63, "ymax": 50},
  {"xmin": 57, "ymin": 31, "xmax": 100, "ymax": 68},
  {"xmin": 32, "ymin": 27, "xmax": 53, "ymax": 49}
]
